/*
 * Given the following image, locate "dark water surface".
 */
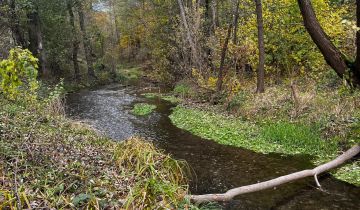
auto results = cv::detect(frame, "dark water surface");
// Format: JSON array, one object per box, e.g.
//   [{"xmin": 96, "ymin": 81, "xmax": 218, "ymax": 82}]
[{"xmin": 66, "ymin": 84, "xmax": 360, "ymax": 210}]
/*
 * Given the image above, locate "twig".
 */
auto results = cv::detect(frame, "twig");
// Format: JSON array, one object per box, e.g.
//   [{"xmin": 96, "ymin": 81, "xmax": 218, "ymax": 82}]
[{"xmin": 13, "ymin": 159, "xmax": 22, "ymax": 210}]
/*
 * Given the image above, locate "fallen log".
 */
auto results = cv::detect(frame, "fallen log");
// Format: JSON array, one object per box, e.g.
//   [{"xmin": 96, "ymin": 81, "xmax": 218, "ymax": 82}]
[{"xmin": 189, "ymin": 144, "xmax": 360, "ymax": 203}]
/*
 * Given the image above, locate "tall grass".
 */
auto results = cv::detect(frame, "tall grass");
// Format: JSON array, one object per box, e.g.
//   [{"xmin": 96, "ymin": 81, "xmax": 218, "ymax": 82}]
[{"xmin": 114, "ymin": 137, "xmax": 189, "ymax": 209}]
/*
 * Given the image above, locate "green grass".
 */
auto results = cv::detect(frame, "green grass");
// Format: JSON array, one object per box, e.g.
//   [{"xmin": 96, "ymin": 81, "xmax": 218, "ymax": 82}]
[
  {"xmin": 261, "ymin": 121, "xmax": 338, "ymax": 156},
  {"xmin": 132, "ymin": 103, "xmax": 157, "ymax": 116},
  {"xmin": 169, "ymin": 106, "xmax": 359, "ymax": 186}
]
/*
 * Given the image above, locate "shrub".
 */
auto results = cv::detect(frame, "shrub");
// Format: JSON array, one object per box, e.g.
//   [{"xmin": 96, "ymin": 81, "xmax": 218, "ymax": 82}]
[
  {"xmin": 173, "ymin": 83, "xmax": 193, "ymax": 98},
  {"xmin": 0, "ymin": 48, "xmax": 39, "ymax": 101}
]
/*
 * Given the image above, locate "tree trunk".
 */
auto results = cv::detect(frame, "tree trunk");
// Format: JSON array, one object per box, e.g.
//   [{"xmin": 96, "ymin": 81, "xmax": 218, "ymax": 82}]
[
  {"xmin": 233, "ymin": 0, "xmax": 241, "ymax": 75},
  {"xmin": 255, "ymin": 0, "xmax": 265, "ymax": 93},
  {"xmin": 67, "ymin": 0, "xmax": 80, "ymax": 81},
  {"xmin": 177, "ymin": 0, "xmax": 202, "ymax": 71},
  {"xmin": 216, "ymin": 21, "xmax": 233, "ymax": 92},
  {"xmin": 189, "ymin": 144, "xmax": 360, "ymax": 203},
  {"xmin": 8, "ymin": 0, "xmax": 25, "ymax": 47},
  {"xmin": 78, "ymin": 4, "xmax": 96, "ymax": 79},
  {"xmin": 232, "ymin": 0, "xmax": 240, "ymax": 45},
  {"xmin": 354, "ymin": 0, "xmax": 360, "ymax": 84},
  {"xmin": 27, "ymin": 8, "xmax": 47, "ymax": 77},
  {"xmin": 297, "ymin": 0, "xmax": 360, "ymax": 86},
  {"xmin": 110, "ymin": 0, "xmax": 119, "ymax": 76}
]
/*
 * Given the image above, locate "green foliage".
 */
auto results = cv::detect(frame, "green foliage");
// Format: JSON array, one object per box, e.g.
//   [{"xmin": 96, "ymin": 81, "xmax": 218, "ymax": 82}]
[
  {"xmin": 261, "ymin": 121, "xmax": 338, "ymax": 156},
  {"xmin": 0, "ymin": 48, "xmax": 39, "ymax": 101},
  {"xmin": 117, "ymin": 65, "xmax": 142, "ymax": 82},
  {"xmin": 333, "ymin": 161, "xmax": 360, "ymax": 187},
  {"xmin": 132, "ymin": 103, "xmax": 157, "ymax": 116},
  {"xmin": 173, "ymin": 84, "xmax": 193, "ymax": 98},
  {"xmin": 226, "ymin": 91, "xmax": 249, "ymax": 113}
]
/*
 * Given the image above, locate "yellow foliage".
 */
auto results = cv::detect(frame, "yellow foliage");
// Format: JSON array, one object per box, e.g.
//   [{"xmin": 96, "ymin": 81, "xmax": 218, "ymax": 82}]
[{"xmin": 192, "ymin": 68, "xmax": 218, "ymax": 90}]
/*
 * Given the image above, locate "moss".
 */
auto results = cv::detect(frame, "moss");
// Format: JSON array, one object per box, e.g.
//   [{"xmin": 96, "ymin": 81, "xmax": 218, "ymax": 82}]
[{"xmin": 131, "ymin": 103, "xmax": 157, "ymax": 116}]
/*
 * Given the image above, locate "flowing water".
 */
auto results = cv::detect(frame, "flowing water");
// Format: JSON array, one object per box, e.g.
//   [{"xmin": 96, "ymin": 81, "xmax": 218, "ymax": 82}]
[{"xmin": 66, "ymin": 84, "xmax": 360, "ymax": 210}]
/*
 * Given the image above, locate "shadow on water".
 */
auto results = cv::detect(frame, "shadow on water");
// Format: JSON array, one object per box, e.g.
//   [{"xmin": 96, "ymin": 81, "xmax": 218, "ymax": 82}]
[{"xmin": 66, "ymin": 84, "xmax": 360, "ymax": 210}]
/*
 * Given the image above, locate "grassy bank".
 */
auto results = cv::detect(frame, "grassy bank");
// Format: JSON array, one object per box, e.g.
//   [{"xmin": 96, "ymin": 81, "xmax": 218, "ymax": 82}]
[
  {"xmin": 0, "ymin": 94, "xmax": 190, "ymax": 209},
  {"xmin": 167, "ymin": 81, "xmax": 360, "ymax": 186}
]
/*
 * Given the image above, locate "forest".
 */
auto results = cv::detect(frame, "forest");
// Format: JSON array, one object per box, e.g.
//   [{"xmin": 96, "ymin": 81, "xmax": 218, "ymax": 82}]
[{"xmin": 0, "ymin": 0, "xmax": 360, "ymax": 209}]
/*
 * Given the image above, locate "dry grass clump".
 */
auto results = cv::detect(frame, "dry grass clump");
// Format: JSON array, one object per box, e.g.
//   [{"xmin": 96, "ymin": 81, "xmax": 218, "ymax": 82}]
[{"xmin": 114, "ymin": 137, "xmax": 189, "ymax": 209}]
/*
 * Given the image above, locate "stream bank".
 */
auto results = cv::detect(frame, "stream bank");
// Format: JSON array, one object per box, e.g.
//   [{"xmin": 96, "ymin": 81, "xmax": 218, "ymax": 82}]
[{"xmin": 66, "ymin": 84, "xmax": 360, "ymax": 209}]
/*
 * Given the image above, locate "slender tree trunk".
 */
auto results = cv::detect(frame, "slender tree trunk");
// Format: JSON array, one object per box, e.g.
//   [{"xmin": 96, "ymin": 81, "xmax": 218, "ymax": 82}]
[
  {"xmin": 297, "ymin": 0, "xmax": 360, "ymax": 86},
  {"xmin": 216, "ymin": 22, "xmax": 233, "ymax": 92},
  {"xmin": 233, "ymin": 0, "xmax": 241, "ymax": 75},
  {"xmin": 8, "ymin": 0, "xmax": 25, "ymax": 47},
  {"xmin": 110, "ymin": 0, "xmax": 119, "ymax": 76},
  {"xmin": 78, "ymin": 5, "xmax": 96, "ymax": 79},
  {"xmin": 354, "ymin": 0, "xmax": 360, "ymax": 84},
  {"xmin": 177, "ymin": 0, "xmax": 202, "ymax": 71},
  {"xmin": 232, "ymin": 0, "xmax": 240, "ymax": 45},
  {"xmin": 255, "ymin": 0, "xmax": 265, "ymax": 93},
  {"xmin": 67, "ymin": 0, "xmax": 80, "ymax": 81},
  {"xmin": 27, "ymin": 8, "xmax": 47, "ymax": 77}
]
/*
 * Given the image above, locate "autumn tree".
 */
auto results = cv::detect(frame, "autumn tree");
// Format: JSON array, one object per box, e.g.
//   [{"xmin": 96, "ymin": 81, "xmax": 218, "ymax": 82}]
[{"xmin": 298, "ymin": 0, "xmax": 360, "ymax": 86}]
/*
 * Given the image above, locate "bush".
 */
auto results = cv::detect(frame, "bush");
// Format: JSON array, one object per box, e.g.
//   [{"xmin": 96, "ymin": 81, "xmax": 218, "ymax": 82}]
[
  {"xmin": 173, "ymin": 83, "xmax": 193, "ymax": 98},
  {"xmin": 0, "ymin": 48, "xmax": 39, "ymax": 101}
]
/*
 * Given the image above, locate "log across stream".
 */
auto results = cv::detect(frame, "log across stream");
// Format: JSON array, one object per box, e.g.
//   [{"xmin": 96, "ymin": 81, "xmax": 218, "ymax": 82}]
[{"xmin": 66, "ymin": 84, "xmax": 360, "ymax": 210}]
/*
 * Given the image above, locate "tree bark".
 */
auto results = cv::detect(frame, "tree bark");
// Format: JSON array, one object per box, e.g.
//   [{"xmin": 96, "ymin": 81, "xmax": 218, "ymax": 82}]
[
  {"xmin": 189, "ymin": 144, "xmax": 360, "ymax": 203},
  {"xmin": 297, "ymin": 0, "xmax": 360, "ymax": 86},
  {"xmin": 216, "ymin": 21, "xmax": 233, "ymax": 92},
  {"xmin": 78, "ymin": 4, "xmax": 96, "ymax": 79},
  {"xmin": 232, "ymin": 0, "xmax": 240, "ymax": 45},
  {"xmin": 177, "ymin": 0, "xmax": 202, "ymax": 71},
  {"xmin": 354, "ymin": 0, "xmax": 360, "ymax": 84},
  {"xmin": 255, "ymin": 0, "xmax": 265, "ymax": 93},
  {"xmin": 8, "ymin": 0, "xmax": 25, "ymax": 47},
  {"xmin": 109, "ymin": 0, "xmax": 119, "ymax": 76},
  {"xmin": 67, "ymin": 0, "xmax": 80, "ymax": 81},
  {"xmin": 27, "ymin": 8, "xmax": 47, "ymax": 77}
]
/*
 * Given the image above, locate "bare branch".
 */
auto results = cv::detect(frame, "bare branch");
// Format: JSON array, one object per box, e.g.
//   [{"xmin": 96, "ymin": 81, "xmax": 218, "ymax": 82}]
[{"xmin": 189, "ymin": 144, "xmax": 360, "ymax": 203}]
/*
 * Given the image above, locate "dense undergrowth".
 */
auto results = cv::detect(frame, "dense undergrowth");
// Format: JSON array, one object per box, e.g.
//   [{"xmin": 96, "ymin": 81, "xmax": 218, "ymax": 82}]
[
  {"xmin": 165, "ymin": 78, "xmax": 360, "ymax": 186},
  {"xmin": 0, "ymin": 93, "xmax": 192, "ymax": 209}
]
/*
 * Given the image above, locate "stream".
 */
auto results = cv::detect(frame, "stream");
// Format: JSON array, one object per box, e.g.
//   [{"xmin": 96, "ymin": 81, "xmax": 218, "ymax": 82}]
[{"xmin": 66, "ymin": 84, "xmax": 360, "ymax": 210}]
